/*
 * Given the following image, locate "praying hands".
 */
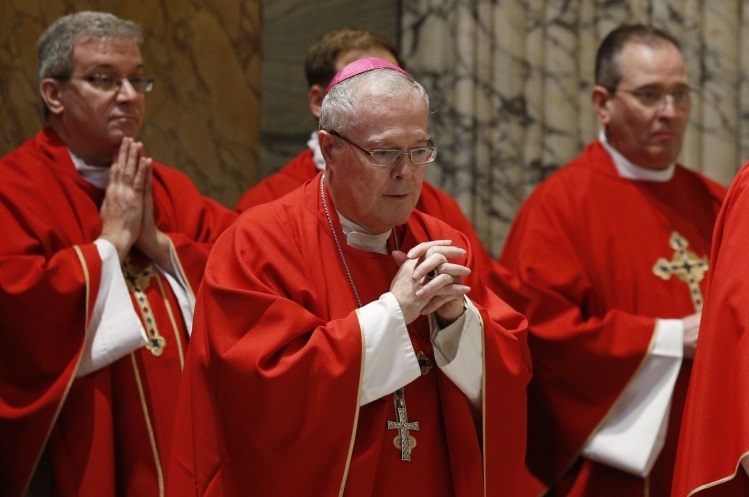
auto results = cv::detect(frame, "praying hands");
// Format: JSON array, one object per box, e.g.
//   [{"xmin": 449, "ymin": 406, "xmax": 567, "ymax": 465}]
[{"xmin": 390, "ymin": 239, "xmax": 471, "ymax": 325}]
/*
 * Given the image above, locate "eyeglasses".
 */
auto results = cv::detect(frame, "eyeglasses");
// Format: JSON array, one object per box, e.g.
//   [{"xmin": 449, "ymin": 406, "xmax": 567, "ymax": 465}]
[
  {"xmin": 327, "ymin": 130, "xmax": 438, "ymax": 167},
  {"xmin": 608, "ymin": 86, "xmax": 693, "ymax": 110},
  {"xmin": 53, "ymin": 73, "xmax": 154, "ymax": 93}
]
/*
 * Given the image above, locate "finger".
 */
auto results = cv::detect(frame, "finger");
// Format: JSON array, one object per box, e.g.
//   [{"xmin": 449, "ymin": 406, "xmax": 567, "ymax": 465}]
[
  {"xmin": 133, "ymin": 157, "xmax": 151, "ymax": 194},
  {"xmin": 406, "ymin": 240, "xmax": 453, "ymax": 259},
  {"xmin": 413, "ymin": 252, "xmax": 448, "ymax": 280},
  {"xmin": 413, "ymin": 253, "xmax": 469, "ymax": 280},
  {"xmin": 122, "ymin": 140, "xmax": 141, "ymax": 181},
  {"xmin": 431, "ymin": 262, "xmax": 472, "ymax": 278},
  {"xmin": 415, "ymin": 276, "xmax": 470, "ymax": 297},
  {"xmin": 421, "ymin": 294, "xmax": 469, "ymax": 316}
]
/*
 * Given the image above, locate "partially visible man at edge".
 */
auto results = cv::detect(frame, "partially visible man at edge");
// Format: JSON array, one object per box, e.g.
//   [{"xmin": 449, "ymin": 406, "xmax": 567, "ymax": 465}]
[
  {"xmin": 0, "ymin": 11, "xmax": 237, "ymax": 497},
  {"xmin": 496, "ymin": 24, "xmax": 727, "ymax": 497},
  {"xmin": 235, "ymin": 29, "xmax": 505, "ymax": 279},
  {"xmin": 167, "ymin": 58, "xmax": 532, "ymax": 496}
]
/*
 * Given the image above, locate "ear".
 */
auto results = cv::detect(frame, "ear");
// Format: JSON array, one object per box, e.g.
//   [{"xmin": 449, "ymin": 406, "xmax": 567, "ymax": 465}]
[
  {"xmin": 318, "ymin": 129, "xmax": 336, "ymax": 167},
  {"xmin": 40, "ymin": 78, "xmax": 65, "ymax": 117},
  {"xmin": 308, "ymin": 84, "xmax": 326, "ymax": 119},
  {"xmin": 591, "ymin": 85, "xmax": 613, "ymax": 126}
]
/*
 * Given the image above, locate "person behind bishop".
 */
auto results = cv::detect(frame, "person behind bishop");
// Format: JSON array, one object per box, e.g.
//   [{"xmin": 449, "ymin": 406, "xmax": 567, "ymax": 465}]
[{"xmin": 166, "ymin": 58, "xmax": 532, "ymax": 497}]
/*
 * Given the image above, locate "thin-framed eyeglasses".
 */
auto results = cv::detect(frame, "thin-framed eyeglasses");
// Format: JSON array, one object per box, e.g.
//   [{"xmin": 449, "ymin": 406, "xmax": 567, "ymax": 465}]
[
  {"xmin": 52, "ymin": 73, "xmax": 154, "ymax": 93},
  {"xmin": 607, "ymin": 86, "xmax": 694, "ymax": 110},
  {"xmin": 327, "ymin": 130, "xmax": 438, "ymax": 167}
]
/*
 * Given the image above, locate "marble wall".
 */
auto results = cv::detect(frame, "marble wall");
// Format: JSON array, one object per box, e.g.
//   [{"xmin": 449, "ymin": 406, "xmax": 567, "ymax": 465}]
[{"xmin": 0, "ymin": 0, "xmax": 262, "ymax": 208}]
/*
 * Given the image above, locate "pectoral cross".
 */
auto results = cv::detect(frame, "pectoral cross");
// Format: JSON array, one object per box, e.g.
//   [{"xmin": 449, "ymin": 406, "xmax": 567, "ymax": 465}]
[
  {"xmin": 652, "ymin": 231, "xmax": 708, "ymax": 312},
  {"xmin": 122, "ymin": 256, "xmax": 167, "ymax": 356},
  {"xmin": 387, "ymin": 388, "xmax": 419, "ymax": 461}
]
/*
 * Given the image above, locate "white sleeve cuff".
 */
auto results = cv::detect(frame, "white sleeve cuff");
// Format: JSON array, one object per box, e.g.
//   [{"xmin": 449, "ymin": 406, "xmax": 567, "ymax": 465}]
[
  {"xmin": 154, "ymin": 243, "xmax": 195, "ymax": 336},
  {"xmin": 356, "ymin": 292, "xmax": 421, "ymax": 405},
  {"xmin": 430, "ymin": 298, "xmax": 483, "ymax": 409},
  {"xmin": 77, "ymin": 240, "xmax": 146, "ymax": 377},
  {"xmin": 582, "ymin": 319, "xmax": 683, "ymax": 476}
]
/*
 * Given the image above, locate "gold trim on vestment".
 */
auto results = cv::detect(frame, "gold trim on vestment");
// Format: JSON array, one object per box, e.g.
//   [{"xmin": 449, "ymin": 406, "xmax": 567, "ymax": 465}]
[
  {"xmin": 153, "ymin": 273, "xmax": 185, "ymax": 369},
  {"xmin": 686, "ymin": 450, "xmax": 749, "ymax": 497},
  {"xmin": 338, "ymin": 310, "xmax": 366, "ymax": 497},
  {"xmin": 130, "ymin": 353, "xmax": 165, "ymax": 497}
]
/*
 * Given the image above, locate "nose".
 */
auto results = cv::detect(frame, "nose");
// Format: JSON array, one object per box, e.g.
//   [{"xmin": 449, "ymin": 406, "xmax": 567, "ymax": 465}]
[
  {"xmin": 116, "ymin": 78, "xmax": 140, "ymax": 101},
  {"xmin": 656, "ymin": 95, "xmax": 677, "ymax": 117},
  {"xmin": 391, "ymin": 154, "xmax": 418, "ymax": 180}
]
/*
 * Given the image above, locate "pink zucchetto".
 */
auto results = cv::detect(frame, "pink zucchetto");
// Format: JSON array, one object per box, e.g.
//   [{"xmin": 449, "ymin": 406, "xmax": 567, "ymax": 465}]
[{"xmin": 326, "ymin": 57, "xmax": 411, "ymax": 93}]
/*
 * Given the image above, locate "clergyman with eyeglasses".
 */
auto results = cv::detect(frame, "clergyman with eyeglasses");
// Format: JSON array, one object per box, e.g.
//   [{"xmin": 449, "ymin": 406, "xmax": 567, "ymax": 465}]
[
  {"xmin": 0, "ymin": 11, "xmax": 237, "ymax": 497},
  {"xmin": 166, "ymin": 57, "xmax": 532, "ymax": 497},
  {"xmin": 495, "ymin": 24, "xmax": 727, "ymax": 497}
]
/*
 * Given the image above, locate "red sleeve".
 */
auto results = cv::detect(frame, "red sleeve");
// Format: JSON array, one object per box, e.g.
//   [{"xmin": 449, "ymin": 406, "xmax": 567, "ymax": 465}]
[
  {"xmin": 0, "ymin": 200, "xmax": 102, "ymax": 496},
  {"xmin": 498, "ymin": 176, "xmax": 655, "ymax": 485}
]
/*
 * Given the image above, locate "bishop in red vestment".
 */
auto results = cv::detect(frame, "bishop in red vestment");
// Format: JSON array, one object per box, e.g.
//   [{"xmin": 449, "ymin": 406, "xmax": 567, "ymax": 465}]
[
  {"xmin": 671, "ymin": 162, "xmax": 749, "ymax": 497},
  {"xmin": 0, "ymin": 12, "xmax": 237, "ymax": 497},
  {"xmin": 168, "ymin": 58, "xmax": 531, "ymax": 497}
]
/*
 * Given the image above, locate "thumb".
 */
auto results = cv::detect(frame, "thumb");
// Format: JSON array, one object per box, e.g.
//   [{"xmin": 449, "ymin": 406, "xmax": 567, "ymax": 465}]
[{"xmin": 391, "ymin": 250, "xmax": 409, "ymax": 267}]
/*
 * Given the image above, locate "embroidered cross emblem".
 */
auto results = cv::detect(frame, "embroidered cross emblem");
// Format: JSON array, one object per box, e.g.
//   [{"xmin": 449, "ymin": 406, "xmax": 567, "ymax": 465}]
[
  {"xmin": 652, "ymin": 231, "xmax": 708, "ymax": 312},
  {"xmin": 122, "ymin": 256, "xmax": 167, "ymax": 356}
]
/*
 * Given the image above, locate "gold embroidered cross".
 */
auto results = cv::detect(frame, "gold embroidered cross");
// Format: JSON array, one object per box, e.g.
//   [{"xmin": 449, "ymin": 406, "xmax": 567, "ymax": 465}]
[
  {"xmin": 122, "ymin": 256, "xmax": 167, "ymax": 356},
  {"xmin": 652, "ymin": 231, "xmax": 708, "ymax": 312}
]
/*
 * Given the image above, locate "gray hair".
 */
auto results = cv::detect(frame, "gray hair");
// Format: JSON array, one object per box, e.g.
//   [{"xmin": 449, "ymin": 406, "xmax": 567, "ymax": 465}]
[
  {"xmin": 319, "ymin": 69, "xmax": 430, "ymax": 133},
  {"xmin": 37, "ymin": 11, "xmax": 142, "ymax": 83}
]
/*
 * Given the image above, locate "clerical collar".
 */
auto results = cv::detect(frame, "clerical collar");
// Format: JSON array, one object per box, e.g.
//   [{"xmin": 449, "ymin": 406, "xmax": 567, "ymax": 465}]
[
  {"xmin": 307, "ymin": 131, "xmax": 326, "ymax": 171},
  {"xmin": 337, "ymin": 212, "xmax": 391, "ymax": 254},
  {"xmin": 69, "ymin": 150, "xmax": 110, "ymax": 189},
  {"xmin": 599, "ymin": 129, "xmax": 675, "ymax": 182}
]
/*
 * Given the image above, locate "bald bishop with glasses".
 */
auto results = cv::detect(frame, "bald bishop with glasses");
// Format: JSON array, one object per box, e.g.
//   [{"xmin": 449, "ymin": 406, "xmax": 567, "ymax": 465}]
[
  {"xmin": 166, "ymin": 58, "xmax": 532, "ymax": 497},
  {"xmin": 0, "ymin": 11, "xmax": 237, "ymax": 497},
  {"xmin": 495, "ymin": 24, "xmax": 727, "ymax": 497}
]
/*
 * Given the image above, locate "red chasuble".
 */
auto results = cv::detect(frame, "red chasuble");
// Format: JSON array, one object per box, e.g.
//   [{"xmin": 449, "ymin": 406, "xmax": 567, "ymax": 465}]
[
  {"xmin": 672, "ymin": 162, "xmax": 749, "ymax": 497},
  {"xmin": 167, "ymin": 172, "xmax": 532, "ymax": 497},
  {"xmin": 0, "ymin": 128, "xmax": 237, "ymax": 497},
  {"xmin": 497, "ymin": 141, "xmax": 726, "ymax": 497}
]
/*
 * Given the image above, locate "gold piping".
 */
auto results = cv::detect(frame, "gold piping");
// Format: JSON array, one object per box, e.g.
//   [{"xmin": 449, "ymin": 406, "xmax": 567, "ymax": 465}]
[
  {"xmin": 338, "ymin": 311, "xmax": 366, "ymax": 497},
  {"xmin": 153, "ymin": 273, "xmax": 185, "ymax": 369},
  {"xmin": 130, "ymin": 353, "xmax": 165, "ymax": 497}
]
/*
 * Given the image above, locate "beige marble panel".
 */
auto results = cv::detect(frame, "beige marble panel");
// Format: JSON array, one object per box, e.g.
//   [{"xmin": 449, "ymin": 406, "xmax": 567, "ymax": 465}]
[{"xmin": 0, "ymin": 0, "xmax": 261, "ymax": 207}]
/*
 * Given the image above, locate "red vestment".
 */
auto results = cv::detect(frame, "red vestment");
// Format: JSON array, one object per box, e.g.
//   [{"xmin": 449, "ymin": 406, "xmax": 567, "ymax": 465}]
[
  {"xmin": 167, "ymin": 172, "xmax": 532, "ymax": 497},
  {"xmin": 671, "ymin": 162, "xmax": 749, "ymax": 497},
  {"xmin": 0, "ymin": 128, "xmax": 237, "ymax": 497},
  {"xmin": 497, "ymin": 141, "xmax": 726, "ymax": 497}
]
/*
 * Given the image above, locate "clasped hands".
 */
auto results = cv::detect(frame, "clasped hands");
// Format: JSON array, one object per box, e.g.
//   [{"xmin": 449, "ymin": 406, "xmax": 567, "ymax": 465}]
[
  {"xmin": 99, "ymin": 138, "xmax": 172, "ymax": 271},
  {"xmin": 391, "ymin": 240, "xmax": 471, "ymax": 325}
]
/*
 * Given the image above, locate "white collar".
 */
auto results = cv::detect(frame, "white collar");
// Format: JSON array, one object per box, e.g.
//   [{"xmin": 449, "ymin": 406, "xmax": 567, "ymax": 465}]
[
  {"xmin": 338, "ymin": 212, "xmax": 391, "ymax": 254},
  {"xmin": 599, "ymin": 129, "xmax": 675, "ymax": 182},
  {"xmin": 307, "ymin": 131, "xmax": 326, "ymax": 171},
  {"xmin": 69, "ymin": 150, "xmax": 110, "ymax": 189}
]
